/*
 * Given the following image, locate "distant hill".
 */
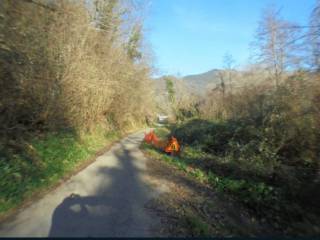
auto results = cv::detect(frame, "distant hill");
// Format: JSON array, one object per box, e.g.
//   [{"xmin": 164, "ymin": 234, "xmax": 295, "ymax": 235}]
[
  {"xmin": 182, "ymin": 69, "xmax": 222, "ymax": 95},
  {"xmin": 152, "ymin": 69, "xmax": 223, "ymax": 98},
  {"xmin": 154, "ymin": 66, "xmax": 277, "ymax": 98},
  {"xmin": 152, "ymin": 75, "xmax": 198, "ymax": 115}
]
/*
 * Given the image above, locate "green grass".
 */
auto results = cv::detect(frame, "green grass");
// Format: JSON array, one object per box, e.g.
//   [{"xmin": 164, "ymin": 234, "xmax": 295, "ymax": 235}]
[
  {"xmin": 184, "ymin": 211, "xmax": 211, "ymax": 237},
  {"xmin": 141, "ymin": 127, "xmax": 280, "ymax": 210},
  {"xmin": 141, "ymin": 126, "xmax": 320, "ymax": 235},
  {"xmin": 0, "ymin": 127, "xmax": 120, "ymax": 214}
]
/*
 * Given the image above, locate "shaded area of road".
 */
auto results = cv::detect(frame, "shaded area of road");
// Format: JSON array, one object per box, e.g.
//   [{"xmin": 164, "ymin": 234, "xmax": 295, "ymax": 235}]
[{"xmin": 0, "ymin": 130, "xmax": 166, "ymax": 237}]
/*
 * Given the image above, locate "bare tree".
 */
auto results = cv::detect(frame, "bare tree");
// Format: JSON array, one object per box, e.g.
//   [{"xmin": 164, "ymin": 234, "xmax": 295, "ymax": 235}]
[
  {"xmin": 0, "ymin": 0, "xmax": 155, "ymax": 133},
  {"xmin": 252, "ymin": 6, "xmax": 302, "ymax": 87},
  {"xmin": 308, "ymin": 0, "xmax": 320, "ymax": 71},
  {"xmin": 223, "ymin": 53, "xmax": 235, "ymax": 94},
  {"xmin": 217, "ymin": 71, "xmax": 225, "ymax": 98}
]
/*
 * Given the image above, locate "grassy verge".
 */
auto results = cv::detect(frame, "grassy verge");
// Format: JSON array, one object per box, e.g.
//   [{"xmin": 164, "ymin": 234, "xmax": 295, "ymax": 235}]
[
  {"xmin": 0, "ymin": 126, "xmax": 122, "ymax": 216},
  {"xmin": 141, "ymin": 126, "xmax": 320, "ymax": 235},
  {"xmin": 184, "ymin": 210, "xmax": 212, "ymax": 237},
  {"xmin": 143, "ymin": 127, "xmax": 277, "ymax": 207},
  {"xmin": 142, "ymin": 141, "xmax": 277, "ymax": 211}
]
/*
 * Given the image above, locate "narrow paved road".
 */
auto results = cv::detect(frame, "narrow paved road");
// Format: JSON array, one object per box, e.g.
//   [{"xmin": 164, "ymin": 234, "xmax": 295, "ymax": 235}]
[{"xmin": 0, "ymin": 130, "xmax": 167, "ymax": 237}]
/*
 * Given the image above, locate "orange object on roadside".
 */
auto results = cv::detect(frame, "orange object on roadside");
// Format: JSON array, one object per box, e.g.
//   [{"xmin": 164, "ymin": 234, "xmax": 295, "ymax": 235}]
[
  {"xmin": 152, "ymin": 133, "xmax": 159, "ymax": 144},
  {"xmin": 145, "ymin": 131, "xmax": 181, "ymax": 155},
  {"xmin": 144, "ymin": 130, "xmax": 159, "ymax": 145},
  {"xmin": 164, "ymin": 136, "xmax": 180, "ymax": 154},
  {"xmin": 144, "ymin": 131, "xmax": 153, "ymax": 144}
]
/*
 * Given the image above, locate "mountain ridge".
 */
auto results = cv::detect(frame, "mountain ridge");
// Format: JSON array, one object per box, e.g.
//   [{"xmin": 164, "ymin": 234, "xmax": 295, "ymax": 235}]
[{"xmin": 182, "ymin": 68, "xmax": 222, "ymax": 95}]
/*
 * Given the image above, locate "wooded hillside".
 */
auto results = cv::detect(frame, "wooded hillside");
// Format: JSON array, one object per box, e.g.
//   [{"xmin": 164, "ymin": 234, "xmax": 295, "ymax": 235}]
[{"xmin": 0, "ymin": 0, "xmax": 155, "ymax": 136}]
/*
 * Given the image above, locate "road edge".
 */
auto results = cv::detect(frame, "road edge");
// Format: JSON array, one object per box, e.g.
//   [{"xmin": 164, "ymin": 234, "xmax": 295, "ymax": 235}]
[{"xmin": 0, "ymin": 128, "xmax": 144, "ymax": 224}]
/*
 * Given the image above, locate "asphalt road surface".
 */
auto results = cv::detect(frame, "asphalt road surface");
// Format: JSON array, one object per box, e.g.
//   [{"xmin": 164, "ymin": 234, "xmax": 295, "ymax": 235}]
[{"xmin": 0, "ymin": 130, "xmax": 167, "ymax": 237}]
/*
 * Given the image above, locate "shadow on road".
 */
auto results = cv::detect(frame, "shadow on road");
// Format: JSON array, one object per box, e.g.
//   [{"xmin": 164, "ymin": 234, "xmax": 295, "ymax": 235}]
[{"xmin": 49, "ymin": 140, "xmax": 161, "ymax": 237}]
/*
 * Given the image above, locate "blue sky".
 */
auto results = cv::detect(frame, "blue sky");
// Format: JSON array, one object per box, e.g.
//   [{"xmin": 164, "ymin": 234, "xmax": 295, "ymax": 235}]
[{"xmin": 145, "ymin": 0, "xmax": 316, "ymax": 76}]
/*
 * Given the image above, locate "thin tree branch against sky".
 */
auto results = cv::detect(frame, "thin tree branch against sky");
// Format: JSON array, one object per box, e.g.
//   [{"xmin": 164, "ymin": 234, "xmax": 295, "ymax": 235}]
[{"xmin": 145, "ymin": 0, "xmax": 316, "ymax": 77}]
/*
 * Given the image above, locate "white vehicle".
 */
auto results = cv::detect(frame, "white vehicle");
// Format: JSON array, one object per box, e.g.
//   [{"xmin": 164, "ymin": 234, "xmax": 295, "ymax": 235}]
[{"xmin": 157, "ymin": 114, "xmax": 168, "ymax": 124}]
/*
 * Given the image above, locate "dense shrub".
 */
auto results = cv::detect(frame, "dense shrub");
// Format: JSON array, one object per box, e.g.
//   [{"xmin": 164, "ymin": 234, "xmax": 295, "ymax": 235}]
[
  {"xmin": 198, "ymin": 74, "xmax": 319, "ymax": 165},
  {"xmin": 0, "ymin": 0, "xmax": 155, "ymax": 136},
  {"xmin": 172, "ymin": 72, "xmax": 320, "ymax": 211},
  {"xmin": 0, "ymin": 0, "xmax": 155, "ymax": 214}
]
